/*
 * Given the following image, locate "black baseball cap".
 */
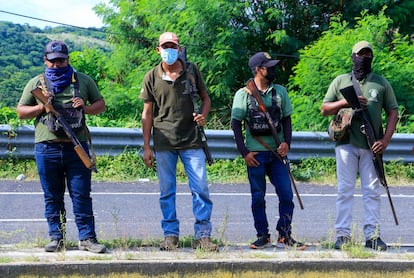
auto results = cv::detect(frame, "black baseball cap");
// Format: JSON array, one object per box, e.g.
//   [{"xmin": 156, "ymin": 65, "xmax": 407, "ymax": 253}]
[
  {"xmin": 44, "ymin": 40, "xmax": 69, "ymax": 60},
  {"xmin": 249, "ymin": 52, "xmax": 279, "ymax": 70}
]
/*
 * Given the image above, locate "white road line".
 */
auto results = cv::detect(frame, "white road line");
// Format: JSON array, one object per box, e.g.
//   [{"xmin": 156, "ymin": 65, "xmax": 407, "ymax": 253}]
[{"xmin": 0, "ymin": 192, "xmax": 413, "ymax": 197}]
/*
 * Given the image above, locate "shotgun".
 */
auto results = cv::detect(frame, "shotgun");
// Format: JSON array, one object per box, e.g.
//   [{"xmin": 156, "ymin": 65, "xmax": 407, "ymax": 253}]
[
  {"xmin": 246, "ymin": 79, "xmax": 304, "ymax": 209},
  {"xmin": 31, "ymin": 86, "xmax": 98, "ymax": 173},
  {"xmin": 340, "ymin": 85, "xmax": 398, "ymax": 225}
]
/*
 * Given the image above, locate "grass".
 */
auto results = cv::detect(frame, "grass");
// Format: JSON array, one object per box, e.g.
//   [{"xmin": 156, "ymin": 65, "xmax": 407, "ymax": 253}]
[
  {"xmin": 1, "ymin": 152, "xmax": 414, "ymax": 276},
  {"xmin": 2, "ymin": 152, "xmax": 414, "ymax": 185}
]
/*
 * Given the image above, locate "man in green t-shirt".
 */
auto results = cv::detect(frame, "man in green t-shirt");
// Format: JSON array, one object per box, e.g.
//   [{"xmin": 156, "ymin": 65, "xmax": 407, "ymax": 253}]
[
  {"xmin": 321, "ymin": 41, "xmax": 398, "ymax": 251},
  {"xmin": 231, "ymin": 52, "xmax": 304, "ymax": 250},
  {"xmin": 17, "ymin": 40, "xmax": 106, "ymax": 253},
  {"xmin": 140, "ymin": 32, "xmax": 217, "ymax": 252}
]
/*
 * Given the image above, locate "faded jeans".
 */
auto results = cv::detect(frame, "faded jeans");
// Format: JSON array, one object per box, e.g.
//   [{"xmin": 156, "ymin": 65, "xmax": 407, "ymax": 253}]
[{"xmin": 155, "ymin": 149, "xmax": 213, "ymax": 240}]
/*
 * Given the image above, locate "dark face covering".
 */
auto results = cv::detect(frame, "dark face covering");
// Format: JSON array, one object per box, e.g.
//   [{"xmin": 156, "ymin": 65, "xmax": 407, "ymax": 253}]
[
  {"xmin": 352, "ymin": 53, "xmax": 373, "ymax": 81},
  {"xmin": 265, "ymin": 66, "xmax": 276, "ymax": 83},
  {"xmin": 44, "ymin": 65, "xmax": 73, "ymax": 94}
]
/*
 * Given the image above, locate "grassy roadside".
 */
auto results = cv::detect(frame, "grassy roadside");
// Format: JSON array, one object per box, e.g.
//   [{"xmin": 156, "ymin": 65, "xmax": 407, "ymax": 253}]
[
  {"xmin": 2, "ymin": 152, "xmax": 414, "ymax": 186},
  {"xmin": 2, "ymin": 153, "xmax": 414, "ymax": 276}
]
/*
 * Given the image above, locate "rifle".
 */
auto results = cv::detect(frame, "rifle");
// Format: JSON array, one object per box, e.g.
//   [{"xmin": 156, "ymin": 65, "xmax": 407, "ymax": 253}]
[
  {"xmin": 192, "ymin": 93, "xmax": 214, "ymax": 166},
  {"xmin": 340, "ymin": 82, "xmax": 398, "ymax": 225},
  {"xmin": 183, "ymin": 51, "xmax": 213, "ymax": 166},
  {"xmin": 246, "ymin": 79, "xmax": 304, "ymax": 209},
  {"xmin": 31, "ymin": 86, "xmax": 98, "ymax": 173}
]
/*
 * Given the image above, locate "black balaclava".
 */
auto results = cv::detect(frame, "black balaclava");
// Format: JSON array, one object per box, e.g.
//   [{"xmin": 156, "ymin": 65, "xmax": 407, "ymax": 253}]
[{"xmin": 351, "ymin": 53, "xmax": 373, "ymax": 81}]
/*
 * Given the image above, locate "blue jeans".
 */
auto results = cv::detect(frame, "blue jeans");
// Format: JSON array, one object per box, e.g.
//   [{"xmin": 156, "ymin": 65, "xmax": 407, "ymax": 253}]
[
  {"xmin": 155, "ymin": 149, "xmax": 213, "ymax": 240},
  {"xmin": 35, "ymin": 141, "xmax": 96, "ymax": 241},
  {"xmin": 247, "ymin": 151, "xmax": 294, "ymax": 238}
]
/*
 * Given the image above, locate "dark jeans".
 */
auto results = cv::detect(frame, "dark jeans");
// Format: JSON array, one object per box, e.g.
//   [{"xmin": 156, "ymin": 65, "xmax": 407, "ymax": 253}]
[
  {"xmin": 247, "ymin": 151, "xmax": 294, "ymax": 238},
  {"xmin": 35, "ymin": 141, "xmax": 96, "ymax": 241}
]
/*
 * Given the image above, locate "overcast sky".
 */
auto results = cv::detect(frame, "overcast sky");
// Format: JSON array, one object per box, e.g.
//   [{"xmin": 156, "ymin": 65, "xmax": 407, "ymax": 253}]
[{"xmin": 0, "ymin": 0, "xmax": 107, "ymax": 28}]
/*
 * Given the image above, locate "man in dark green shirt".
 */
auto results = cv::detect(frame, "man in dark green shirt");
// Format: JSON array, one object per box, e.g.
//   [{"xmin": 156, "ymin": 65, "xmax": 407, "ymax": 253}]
[
  {"xmin": 140, "ymin": 32, "xmax": 217, "ymax": 252},
  {"xmin": 17, "ymin": 40, "xmax": 106, "ymax": 254}
]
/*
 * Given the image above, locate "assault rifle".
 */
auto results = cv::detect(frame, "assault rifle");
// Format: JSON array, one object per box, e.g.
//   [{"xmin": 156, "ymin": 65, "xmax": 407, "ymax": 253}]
[
  {"xmin": 31, "ymin": 87, "xmax": 98, "ymax": 173},
  {"xmin": 182, "ymin": 47, "xmax": 213, "ymax": 166},
  {"xmin": 246, "ymin": 79, "xmax": 304, "ymax": 209},
  {"xmin": 340, "ymin": 84, "xmax": 398, "ymax": 225}
]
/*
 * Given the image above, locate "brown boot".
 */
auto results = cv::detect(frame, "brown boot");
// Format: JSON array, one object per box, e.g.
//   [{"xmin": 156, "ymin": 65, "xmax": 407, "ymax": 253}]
[
  {"xmin": 160, "ymin": 236, "xmax": 179, "ymax": 251},
  {"xmin": 193, "ymin": 237, "xmax": 219, "ymax": 252}
]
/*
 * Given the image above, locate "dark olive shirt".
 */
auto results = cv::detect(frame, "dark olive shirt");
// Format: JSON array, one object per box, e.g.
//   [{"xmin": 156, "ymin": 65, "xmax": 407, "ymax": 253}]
[{"xmin": 140, "ymin": 61, "xmax": 207, "ymax": 151}]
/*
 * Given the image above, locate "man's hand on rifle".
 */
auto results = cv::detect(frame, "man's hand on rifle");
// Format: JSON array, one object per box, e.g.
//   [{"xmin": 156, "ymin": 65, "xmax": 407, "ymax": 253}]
[
  {"xmin": 357, "ymin": 95, "xmax": 368, "ymax": 107},
  {"xmin": 277, "ymin": 142, "xmax": 289, "ymax": 158},
  {"xmin": 72, "ymin": 97, "xmax": 85, "ymax": 109},
  {"xmin": 193, "ymin": 113, "xmax": 206, "ymax": 127},
  {"xmin": 371, "ymin": 138, "xmax": 390, "ymax": 154}
]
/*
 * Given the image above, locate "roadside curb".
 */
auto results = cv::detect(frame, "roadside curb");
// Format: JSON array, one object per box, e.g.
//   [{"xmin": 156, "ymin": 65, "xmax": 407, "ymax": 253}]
[{"xmin": 1, "ymin": 245, "xmax": 414, "ymax": 277}]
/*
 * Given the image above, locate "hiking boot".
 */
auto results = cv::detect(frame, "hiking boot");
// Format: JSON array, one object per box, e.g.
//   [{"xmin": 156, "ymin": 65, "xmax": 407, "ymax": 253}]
[
  {"xmin": 45, "ymin": 239, "xmax": 64, "ymax": 252},
  {"xmin": 193, "ymin": 237, "xmax": 219, "ymax": 252},
  {"xmin": 334, "ymin": 236, "xmax": 351, "ymax": 250},
  {"xmin": 250, "ymin": 235, "xmax": 271, "ymax": 249},
  {"xmin": 79, "ymin": 238, "xmax": 106, "ymax": 253},
  {"xmin": 276, "ymin": 236, "xmax": 306, "ymax": 250},
  {"xmin": 160, "ymin": 236, "xmax": 179, "ymax": 251},
  {"xmin": 365, "ymin": 237, "xmax": 387, "ymax": 251}
]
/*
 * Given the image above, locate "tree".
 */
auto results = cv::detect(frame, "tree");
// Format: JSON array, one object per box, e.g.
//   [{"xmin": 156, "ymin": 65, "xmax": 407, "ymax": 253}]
[
  {"xmin": 289, "ymin": 10, "xmax": 414, "ymax": 132},
  {"xmin": 94, "ymin": 0, "xmax": 414, "ymax": 129}
]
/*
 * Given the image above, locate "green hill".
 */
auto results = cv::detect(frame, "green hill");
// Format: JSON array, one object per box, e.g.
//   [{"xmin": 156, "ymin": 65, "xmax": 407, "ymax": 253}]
[{"xmin": 0, "ymin": 21, "xmax": 110, "ymax": 108}]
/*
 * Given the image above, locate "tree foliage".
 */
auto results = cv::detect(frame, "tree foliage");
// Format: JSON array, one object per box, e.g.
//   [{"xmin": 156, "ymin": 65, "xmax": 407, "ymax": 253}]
[
  {"xmin": 289, "ymin": 10, "xmax": 414, "ymax": 132},
  {"xmin": 94, "ymin": 0, "xmax": 414, "ymax": 130}
]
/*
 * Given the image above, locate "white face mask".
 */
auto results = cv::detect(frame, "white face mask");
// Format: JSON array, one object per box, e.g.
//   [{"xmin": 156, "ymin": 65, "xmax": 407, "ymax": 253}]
[{"xmin": 160, "ymin": 48, "xmax": 179, "ymax": 65}]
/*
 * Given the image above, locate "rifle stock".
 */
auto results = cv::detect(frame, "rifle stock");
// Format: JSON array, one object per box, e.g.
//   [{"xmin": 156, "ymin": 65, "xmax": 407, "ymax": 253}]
[
  {"xmin": 247, "ymin": 79, "xmax": 304, "ymax": 209},
  {"xmin": 31, "ymin": 87, "xmax": 98, "ymax": 173},
  {"xmin": 340, "ymin": 85, "xmax": 398, "ymax": 225}
]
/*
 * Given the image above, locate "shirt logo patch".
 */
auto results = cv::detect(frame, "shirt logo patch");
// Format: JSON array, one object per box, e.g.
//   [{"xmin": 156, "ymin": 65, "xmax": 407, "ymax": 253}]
[{"xmin": 368, "ymin": 89, "xmax": 378, "ymax": 102}]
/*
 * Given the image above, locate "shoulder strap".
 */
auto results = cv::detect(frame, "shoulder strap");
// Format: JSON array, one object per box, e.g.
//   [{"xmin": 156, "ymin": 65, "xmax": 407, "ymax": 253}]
[
  {"xmin": 38, "ymin": 74, "xmax": 54, "ymax": 97},
  {"xmin": 71, "ymin": 71, "xmax": 80, "ymax": 97},
  {"xmin": 185, "ymin": 62, "xmax": 200, "ymax": 114},
  {"xmin": 351, "ymin": 72, "xmax": 363, "ymax": 97},
  {"xmin": 246, "ymin": 79, "xmax": 268, "ymax": 113}
]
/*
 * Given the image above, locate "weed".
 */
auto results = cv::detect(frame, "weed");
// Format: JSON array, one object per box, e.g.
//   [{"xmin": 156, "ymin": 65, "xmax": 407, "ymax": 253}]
[
  {"xmin": 0, "ymin": 257, "xmax": 13, "ymax": 263},
  {"xmin": 1, "ymin": 155, "xmax": 414, "ymax": 185}
]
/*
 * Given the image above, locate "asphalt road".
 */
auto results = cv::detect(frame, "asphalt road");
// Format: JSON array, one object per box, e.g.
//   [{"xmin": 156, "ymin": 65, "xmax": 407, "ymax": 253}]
[{"xmin": 1, "ymin": 179, "xmax": 413, "ymax": 245}]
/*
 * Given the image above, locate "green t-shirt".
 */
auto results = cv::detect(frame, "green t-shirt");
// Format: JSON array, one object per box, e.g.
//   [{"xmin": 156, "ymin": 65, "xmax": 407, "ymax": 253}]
[
  {"xmin": 231, "ymin": 84, "xmax": 293, "ymax": 151},
  {"xmin": 18, "ymin": 72, "xmax": 103, "ymax": 143},
  {"xmin": 139, "ymin": 61, "xmax": 208, "ymax": 151},
  {"xmin": 323, "ymin": 73, "xmax": 398, "ymax": 149}
]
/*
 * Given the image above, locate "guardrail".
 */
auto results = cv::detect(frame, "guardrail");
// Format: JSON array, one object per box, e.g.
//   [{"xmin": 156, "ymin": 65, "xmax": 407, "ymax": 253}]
[{"xmin": 1, "ymin": 125, "xmax": 413, "ymax": 163}]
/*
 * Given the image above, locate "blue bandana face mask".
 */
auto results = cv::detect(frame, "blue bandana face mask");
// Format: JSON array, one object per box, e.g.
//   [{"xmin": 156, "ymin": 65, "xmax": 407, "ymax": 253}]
[
  {"xmin": 160, "ymin": 48, "xmax": 179, "ymax": 65},
  {"xmin": 44, "ymin": 66, "xmax": 73, "ymax": 94}
]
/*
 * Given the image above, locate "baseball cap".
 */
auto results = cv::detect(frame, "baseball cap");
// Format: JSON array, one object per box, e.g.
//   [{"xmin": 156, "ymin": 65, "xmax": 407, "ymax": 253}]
[
  {"xmin": 158, "ymin": 32, "xmax": 179, "ymax": 46},
  {"xmin": 44, "ymin": 40, "xmax": 69, "ymax": 60},
  {"xmin": 249, "ymin": 52, "xmax": 279, "ymax": 70},
  {"xmin": 352, "ymin": 41, "xmax": 372, "ymax": 54}
]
